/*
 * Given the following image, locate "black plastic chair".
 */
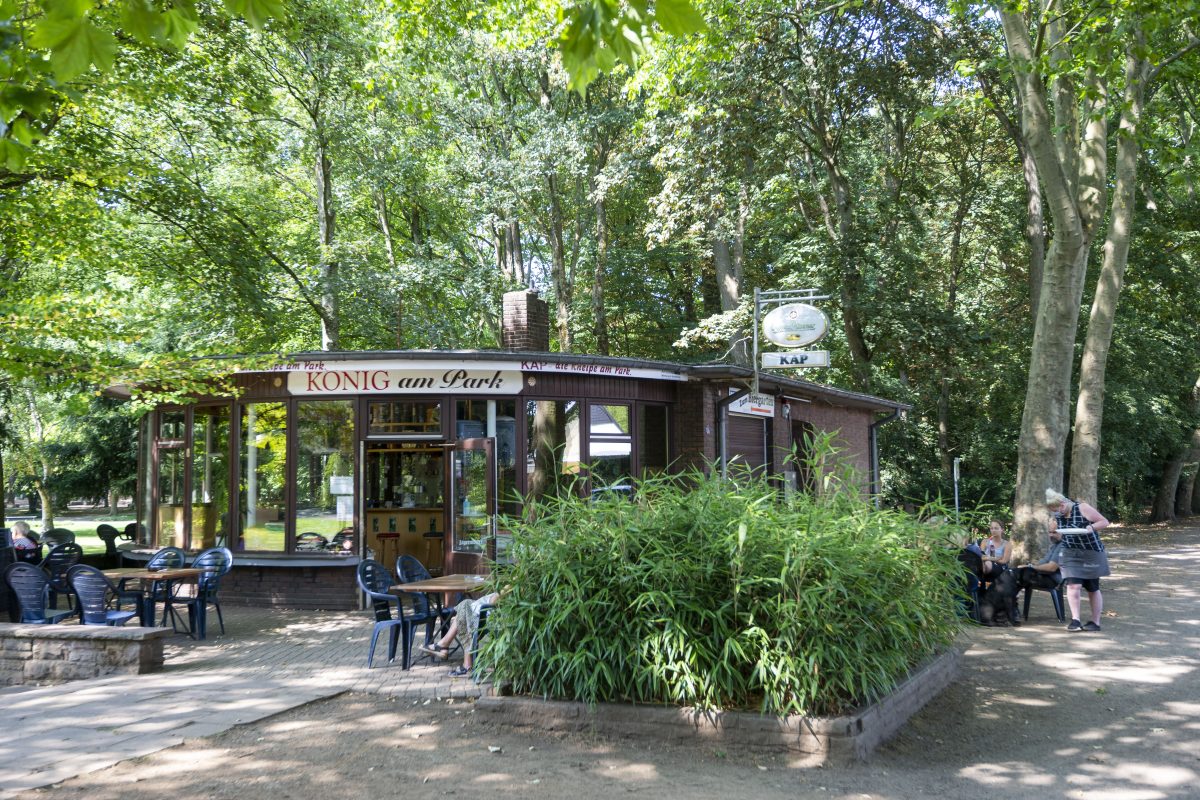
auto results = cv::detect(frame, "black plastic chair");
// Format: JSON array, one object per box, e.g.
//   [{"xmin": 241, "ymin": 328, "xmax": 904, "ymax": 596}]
[
  {"xmin": 41, "ymin": 528, "xmax": 76, "ymax": 548},
  {"xmin": 148, "ymin": 547, "xmax": 187, "ymax": 570},
  {"xmin": 356, "ymin": 559, "xmax": 406, "ymax": 667},
  {"xmin": 66, "ymin": 565, "xmax": 137, "ymax": 626},
  {"xmin": 40, "ymin": 542, "xmax": 83, "ymax": 610},
  {"xmin": 1023, "ymin": 579, "xmax": 1066, "ymax": 623},
  {"xmin": 296, "ymin": 532, "xmax": 329, "ymax": 552},
  {"xmin": 96, "ymin": 524, "xmax": 122, "ymax": 563},
  {"xmin": 3, "ymin": 563, "xmax": 76, "ymax": 624}
]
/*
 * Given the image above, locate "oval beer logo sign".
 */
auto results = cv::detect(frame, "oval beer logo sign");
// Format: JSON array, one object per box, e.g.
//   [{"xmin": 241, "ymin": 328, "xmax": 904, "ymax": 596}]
[{"xmin": 762, "ymin": 303, "xmax": 829, "ymax": 348}]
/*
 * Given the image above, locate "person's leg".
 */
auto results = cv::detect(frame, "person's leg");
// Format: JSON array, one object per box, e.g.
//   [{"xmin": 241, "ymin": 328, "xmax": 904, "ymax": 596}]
[
  {"xmin": 1088, "ymin": 590, "xmax": 1103, "ymax": 624},
  {"xmin": 1066, "ymin": 582, "xmax": 1083, "ymax": 623}
]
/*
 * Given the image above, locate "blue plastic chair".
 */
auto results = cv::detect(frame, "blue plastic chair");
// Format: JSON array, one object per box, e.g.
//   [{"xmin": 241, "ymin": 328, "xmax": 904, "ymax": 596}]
[
  {"xmin": 40, "ymin": 543, "xmax": 83, "ymax": 610},
  {"xmin": 66, "ymin": 565, "xmax": 137, "ymax": 626},
  {"xmin": 356, "ymin": 559, "xmax": 406, "ymax": 667},
  {"xmin": 3, "ymin": 563, "xmax": 76, "ymax": 624},
  {"xmin": 167, "ymin": 547, "xmax": 232, "ymax": 639},
  {"xmin": 114, "ymin": 546, "xmax": 187, "ymax": 624},
  {"xmin": 396, "ymin": 554, "xmax": 456, "ymax": 626}
]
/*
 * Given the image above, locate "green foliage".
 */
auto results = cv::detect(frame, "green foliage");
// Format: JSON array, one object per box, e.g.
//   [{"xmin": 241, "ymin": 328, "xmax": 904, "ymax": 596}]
[{"xmin": 484, "ymin": 465, "xmax": 963, "ymax": 716}]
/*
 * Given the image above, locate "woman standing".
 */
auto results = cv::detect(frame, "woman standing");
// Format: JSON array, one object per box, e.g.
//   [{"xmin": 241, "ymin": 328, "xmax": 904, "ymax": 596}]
[{"xmin": 1046, "ymin": 488, "xmax": 1110, "ymax": 632}]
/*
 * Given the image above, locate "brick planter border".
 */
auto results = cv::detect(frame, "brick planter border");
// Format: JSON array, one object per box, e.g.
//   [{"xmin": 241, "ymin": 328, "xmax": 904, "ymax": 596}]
[{"xmin": 476, "ymin": 646, "xmax": 960, "ymax": 764}]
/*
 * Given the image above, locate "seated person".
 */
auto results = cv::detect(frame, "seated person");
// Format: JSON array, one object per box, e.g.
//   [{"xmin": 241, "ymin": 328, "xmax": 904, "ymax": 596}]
[
  {"xmin": 1015, "ymin": 519, "xmax": 1065, "ymax": 591},
  {"xmin": 418, "ymin": 591, "xmax": 501, "ymax": 677},
  {"xmin": 10, "ymin": 521, "xmax": 41, "ymax": 562},
  {"xmin": 980, "ymin": 519, "xmax": 1011, "ymax": 579}
]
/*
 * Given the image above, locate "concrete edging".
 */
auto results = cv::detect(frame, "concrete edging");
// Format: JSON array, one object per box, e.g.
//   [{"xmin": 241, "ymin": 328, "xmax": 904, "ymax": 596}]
[{"xmin": 476, "ymin": 646, "xmax": 961, "ymax": 764}]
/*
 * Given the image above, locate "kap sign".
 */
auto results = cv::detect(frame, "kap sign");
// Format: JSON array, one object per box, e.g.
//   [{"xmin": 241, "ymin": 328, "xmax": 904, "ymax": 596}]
[{"xmin": 762, "ymin": 303, "xmax": 830, "ymax": 348}]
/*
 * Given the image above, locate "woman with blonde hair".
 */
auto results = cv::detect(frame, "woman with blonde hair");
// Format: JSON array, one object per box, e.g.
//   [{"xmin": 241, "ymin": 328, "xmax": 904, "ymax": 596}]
[{"xmin": 1046, "ymin": 488, "xmax": 1110, "ymax": 632}]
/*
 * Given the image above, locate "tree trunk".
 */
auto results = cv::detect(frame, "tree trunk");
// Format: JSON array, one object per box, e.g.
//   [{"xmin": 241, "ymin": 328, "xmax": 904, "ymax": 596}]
[
  {"xmin": 1153, "ymin": 375, "xmax": 1200, "ymax": 521},
  {"xmin": 1069, "ymin": 32, "xmax": 1149, "ymax": 506},
  {"xmin": 1179, "ymin": 466, "xmax": 1197, "ymax": 518},
  {"xmin": 592, "ymin": 189, "xmax": 609, "ymax": 355},
  {"xmin": 507, "ymin": 219, "xmax": 525, "ymax": 286},
  {"xmin": 374, "ymin": 190, "xmax": 402, "ymax": 347},
  {"xmin": 36, "ymin": 482, "xmax": 53, "ymax": 532},
  {"xmin": 315, "ymin": 134, "xmax": 339, "ymax": 351},
  {"xmin": 546, "ymin": 172, "xmax": 572, "ymax": 352},
  {"xmin": 1000, "ymin": 9, "xmax": 1099, "ymax": 556},
  {"xmin": 1021, "ymin": 144, "xmax": 1047, "ymax": 318},
  {"xmin": 711, "ymin": 218, "xmax": 746, "ymax": 365},
  {"xmin": 107, "ymin": 487, "xmax": 120, "ymax": 515}
]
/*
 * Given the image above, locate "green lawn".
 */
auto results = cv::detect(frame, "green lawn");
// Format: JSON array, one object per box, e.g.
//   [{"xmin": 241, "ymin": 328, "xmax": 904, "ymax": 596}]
[{"xmin": 10, "ymin": 512, "xmax": 135, "ymax": 556}]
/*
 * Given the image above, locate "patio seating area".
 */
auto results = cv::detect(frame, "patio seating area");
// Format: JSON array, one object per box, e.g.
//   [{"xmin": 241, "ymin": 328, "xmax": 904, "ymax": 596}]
[{"xmin": 0, "ymin": 603, "xmax": 488, "ymax": 796}]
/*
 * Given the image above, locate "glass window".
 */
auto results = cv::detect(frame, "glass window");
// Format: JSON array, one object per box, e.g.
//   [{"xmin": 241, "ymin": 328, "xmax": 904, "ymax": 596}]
[
  {"xmin": 368, "ymin": 400, "xmax": 441, "ymax": 436},
  {"xmin": 157, "ymin": 445, "xmax": 185, "ymax": 548},
  {"xmin": 588, "ymin": 404, "xmax": 631, "ymax": 489},
  {"xmin": 638, "ymin": 405, "xmax": 670, "ymax": 476},
  {"xmin": 457, "ymin": 399, "xmax": 518, "ymax": 516},
  {"xmin": 191, "ymin": 406, "xmax": 231, "ymax": 551},
  {"xmin": 296, "ymin": 400, "xmax": 356, "ymax": 551},
  {"xmin": 238, "ymin": 402, "xmax": 287, "ymax": 552},
  {"xmin": 525, "ymin": 400, "xmax": 580, "ymax": 501},
  {"xmin": 158, "ymin": 410, "xmax": 185, "ymax": 442}
]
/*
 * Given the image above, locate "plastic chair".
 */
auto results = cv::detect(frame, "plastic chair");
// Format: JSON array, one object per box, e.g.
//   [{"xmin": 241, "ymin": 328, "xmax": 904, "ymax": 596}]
[
  {"xmin": 66, "ymin": 565, "xmax": 137, "ymax": 626},
  {"xmin": 356, "ymin": 559, "xmax": 406, "ymax": 667},
  {"xmin": 3, "ymin": 563, "xmax": 76, "ymax": 624},
  {"xmin": 1023, "ymin": 579, "xmax": 1066, "ymax": 623},
  {"xmin": 296, "ymin": 532, "xmax": 329, "ymax": 552},
  {"xmin": 173, "ymin": 547, "xmax": 233, "ymax": 639},
  {"xmin": 119, "ymin": 546, "xmax": 188, "ymax": 622},
  {"xmin": 41, "ymin": 528, "xmax": 76, "ymax": 548},
  {"xmin": 395, "ymin": 554, "xmax": 456, "ymax": 628},
  {"xmin": 40, "ymin": 543, "xmax": 83, "ymax": 610},
  {"xmin": 469, "ymin": 603, "xmax": 497, "ymax": 680},
  {"xmin": 96, "ymin": 524, "xmax": 123, "ymax": 562},
  {"xmin": 14, "ymin": 543, "xmax": 44, "ymax": 564}
]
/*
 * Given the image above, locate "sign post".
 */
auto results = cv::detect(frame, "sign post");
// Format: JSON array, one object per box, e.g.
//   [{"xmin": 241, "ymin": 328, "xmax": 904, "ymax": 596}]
[{"xmin": 754, "ymin": 289, "xmax": 832, "ymax": 381}]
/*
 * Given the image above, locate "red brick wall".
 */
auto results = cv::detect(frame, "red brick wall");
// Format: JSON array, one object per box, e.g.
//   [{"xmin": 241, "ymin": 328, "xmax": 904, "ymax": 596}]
[
  {"xmin": 675, "ymin": 384, "xmax": 717, "ymax": 473},
  {"xmin": 777, "ymin": 400, "xmax": 875, "ymax": 493},
  {"xmin": 502, "ymin": 290, "xmax": 550, "ymax": 352},
  {"xmin": 221, "ymin": 565, "xmax": 360, "ymax": 610}
]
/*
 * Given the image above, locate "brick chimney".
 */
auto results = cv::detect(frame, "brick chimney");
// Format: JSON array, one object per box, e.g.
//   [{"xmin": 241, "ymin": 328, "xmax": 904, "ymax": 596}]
[{"xmin": 502, "ymin": 290, "xmax": 550, "ymax": 352}]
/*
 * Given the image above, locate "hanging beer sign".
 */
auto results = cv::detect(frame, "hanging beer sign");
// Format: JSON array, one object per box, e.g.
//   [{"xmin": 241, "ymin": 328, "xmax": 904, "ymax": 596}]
[{"xmin": 762, "ymin": 303, "xmax": 830, "ymax": 348}]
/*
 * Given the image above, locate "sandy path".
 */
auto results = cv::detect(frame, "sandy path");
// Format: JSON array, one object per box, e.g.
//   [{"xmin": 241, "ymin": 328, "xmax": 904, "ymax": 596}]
[{"xmin": 15, "ymin": 522, "xmax": 1200, "ymax": 800}]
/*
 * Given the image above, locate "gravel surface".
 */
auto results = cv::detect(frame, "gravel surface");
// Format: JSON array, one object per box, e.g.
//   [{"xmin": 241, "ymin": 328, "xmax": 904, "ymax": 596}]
[{"xmin": 15, "ymin": 522, "xmax": 1200, "ymax": 800}]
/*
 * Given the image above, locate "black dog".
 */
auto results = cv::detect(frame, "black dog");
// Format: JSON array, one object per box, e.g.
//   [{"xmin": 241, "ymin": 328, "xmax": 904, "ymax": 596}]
[{"xmin": 979, "ymin": 568, "xmax": 1020, "ymax": 626}]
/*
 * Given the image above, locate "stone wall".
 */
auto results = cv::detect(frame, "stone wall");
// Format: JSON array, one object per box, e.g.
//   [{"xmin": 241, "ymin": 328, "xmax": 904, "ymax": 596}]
[
  {"xmin": 477, "ymin": 647, "xmax": 961, "ymax": 764},
  {"xmin": 0, "ymin": 624, "xmax": 172, "ymax": 686}
]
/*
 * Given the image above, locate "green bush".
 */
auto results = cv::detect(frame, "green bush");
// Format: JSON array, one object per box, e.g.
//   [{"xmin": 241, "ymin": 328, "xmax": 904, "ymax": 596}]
[{"xmin": 483, "ymin": 468, "xmax": 964, "ymax": 717}]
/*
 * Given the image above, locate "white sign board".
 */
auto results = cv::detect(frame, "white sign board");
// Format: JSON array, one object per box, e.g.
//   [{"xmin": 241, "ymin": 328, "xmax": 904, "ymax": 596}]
[
  {"xmin": 290, "ymin": 368, "xmax": 521, "ymax": 395},
  {"xmin": 730, "ymin": 392, "xmax": 775, "ymax": 417},
  {"xmin": 329, "ymin": 476, "xmax": 354, "ymax": 495},
  {"xmin": 762, "ymin": 350, "xmax": 830, "ymax": 369},
  {"xmin": 762, "ymin": 303, "xmax": 830, "ymax": 348}
]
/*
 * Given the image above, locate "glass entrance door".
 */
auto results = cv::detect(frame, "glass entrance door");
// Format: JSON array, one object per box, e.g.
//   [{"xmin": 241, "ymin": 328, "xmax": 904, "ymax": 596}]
[{"xmin": 451, "ymin": 438, "xmax": 496, "ymax": 560}]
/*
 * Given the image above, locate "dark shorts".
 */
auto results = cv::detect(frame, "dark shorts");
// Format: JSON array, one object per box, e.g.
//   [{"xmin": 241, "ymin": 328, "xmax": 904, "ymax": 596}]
[{"xmin": 1064, "ymin": 577, "xmax": 1101, "ymax": 592}]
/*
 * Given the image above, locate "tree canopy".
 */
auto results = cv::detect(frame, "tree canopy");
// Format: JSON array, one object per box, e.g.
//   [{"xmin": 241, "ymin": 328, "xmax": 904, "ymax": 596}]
[{"xmin": 2, "ymin": 0, "xmax": 1199, "ymax": 526}]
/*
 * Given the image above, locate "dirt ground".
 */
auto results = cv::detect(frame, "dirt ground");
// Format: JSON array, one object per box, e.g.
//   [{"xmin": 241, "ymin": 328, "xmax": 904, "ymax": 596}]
[{"xmin": 17, "ymin": 522, "xmax": 1200, "ymax": 800}]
